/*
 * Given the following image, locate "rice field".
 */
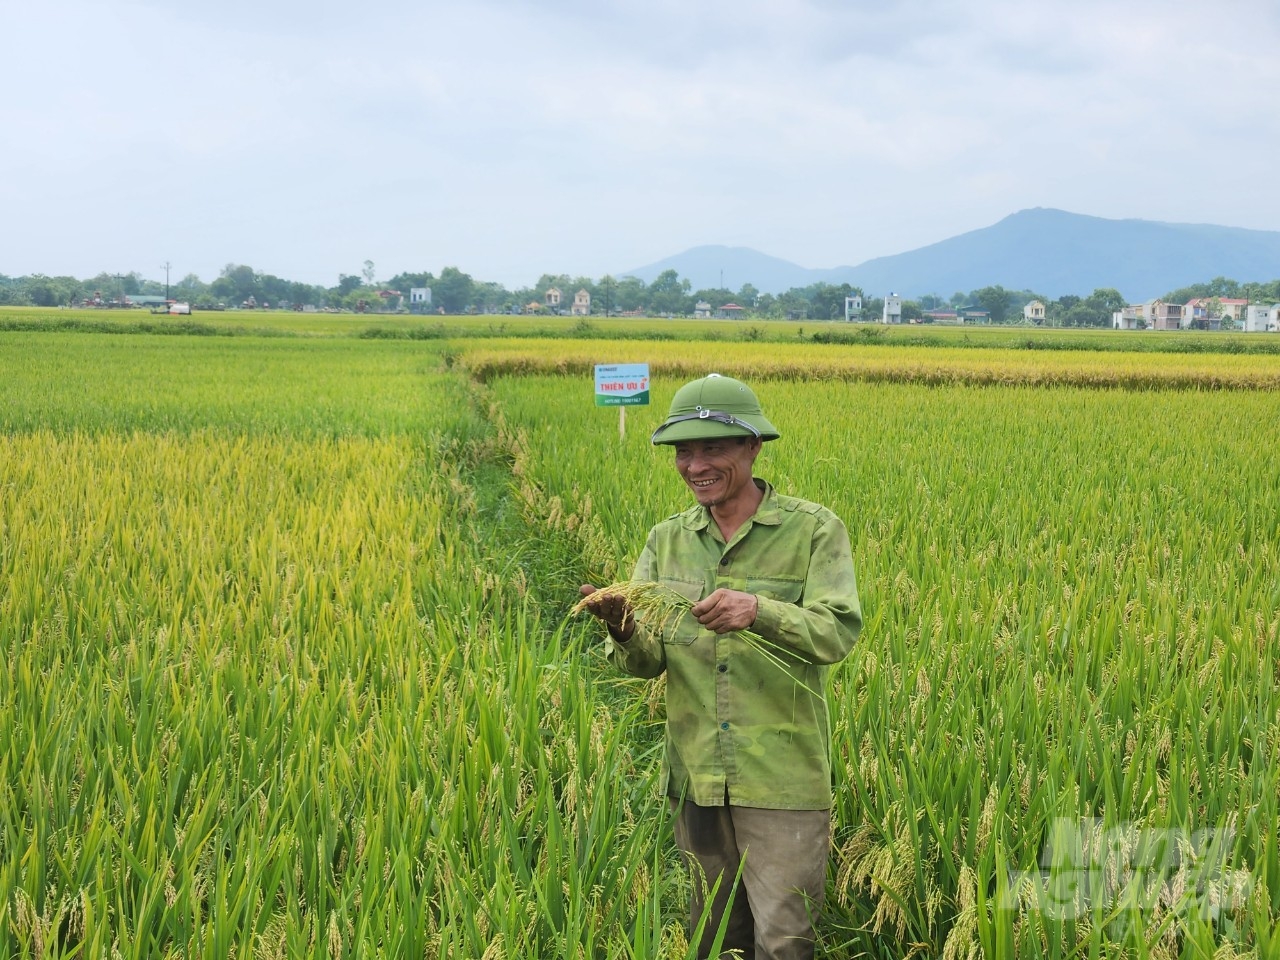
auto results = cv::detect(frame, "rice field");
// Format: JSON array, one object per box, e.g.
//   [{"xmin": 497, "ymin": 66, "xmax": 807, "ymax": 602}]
[
  {"xmin": 490, "ymin": 368, "xmax": 1280, "ymax": 957},
  {"xmin": 465, "ymin": 338, "xmax": 1280, "ymax": 390},
  {"xmin": 3, "ymin": 324, "xmax": 1279, "ymax": 958}
]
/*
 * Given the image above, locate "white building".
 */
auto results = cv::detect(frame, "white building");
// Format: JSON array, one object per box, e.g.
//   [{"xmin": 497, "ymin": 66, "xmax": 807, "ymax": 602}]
[
  {"xmin": 845, "ymin": 295, "xmax": 863, "ymax": 321},
  {"xmin": 571, "ymin": 288, "xmax": 591, "ymax": 316},
  {"xmin": 694, "ymin": 300, "xmax": 712, "ymax": 319},
  {"xmin": 1243, "ymin": 303, "xmax": 1280, "ymax": 332},
  {"xmin": 882, "ymin": 293, "xmax": 902, "ymax": 324},
  {"xmin": 1023, "ymin": 300, "xmax": 1046, "ymax": 323},
  {"xmin": 1113, "ymin": 304, "xmax": 1144, "ymax": 329}
]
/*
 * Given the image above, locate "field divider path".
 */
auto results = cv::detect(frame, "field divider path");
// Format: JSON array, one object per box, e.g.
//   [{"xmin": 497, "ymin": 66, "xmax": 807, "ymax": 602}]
[
  {"xmin": 456, "ymin": 376, "xmax": 668, "ymax": 729},
  {"xmin": 434, "ymin": 378, "xmax": 689, "ymax": 950}
]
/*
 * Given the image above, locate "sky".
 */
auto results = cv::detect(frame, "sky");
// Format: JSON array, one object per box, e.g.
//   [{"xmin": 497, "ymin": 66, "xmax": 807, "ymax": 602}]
[{"xmin": 2, "ymin": 0, "xmax": 1278, "ymax": 289}]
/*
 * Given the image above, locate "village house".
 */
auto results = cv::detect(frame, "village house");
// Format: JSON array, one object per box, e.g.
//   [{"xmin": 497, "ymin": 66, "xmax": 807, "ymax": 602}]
[
  {"xmin": 1113, "ymin": 304, "xmax": 1145, "ymax": 330},
  {"xmin": 1023, "ymin": 300, "xmax": 1046, "ymax": 323},
  {"xmin": 694, "ymin": 300, "xmax": 712, "ymax": 319},
  {"xmin": 1117, "ymin": 296, "xmax": 1262, "ymax": 331},
  {"xmin": 1184, "ymin": 298, "xmax": 1219, "ymax": 329},
  {"xmin": 716, "ymin": 303, "xmax": 746, "ymax": 319},
  {"xmin": 881, "ymin": 293, "xmax": 902, "ymax": 324},
  {"xmin": 1216, "ymin": 298, "xmax": 1250, "ymax": 323},
  {"xmin": 1184, "ymin": 297, "xmax": 1249, "ymax": 329},
  {"xmin": 922, "ymin": 308, "xmax": 960, "ymax": 324},
  {"xmin": 1147, "ymin": 300, "xmax": 1183, "ymax": 331},
  {"xmin": 918, "ymin": 306, "xmax": 989, "ymax": 324},
  {"xmin": 1243, "ymin": 303, "xmax": 1280, "ymax": 332},
  {"xmin": 571, "ymin": 288, "xmax": 591, "ymax": 316},
  {"xmin": 544, "ymin": 287, "xmax": 562, "ymax": 311}
]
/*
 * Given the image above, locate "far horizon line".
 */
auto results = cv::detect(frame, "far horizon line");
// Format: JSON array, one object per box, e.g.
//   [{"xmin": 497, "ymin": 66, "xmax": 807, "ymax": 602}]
[{"xmin": 6, "ymin": 207, "xmax": 1278, "ymax": 294}]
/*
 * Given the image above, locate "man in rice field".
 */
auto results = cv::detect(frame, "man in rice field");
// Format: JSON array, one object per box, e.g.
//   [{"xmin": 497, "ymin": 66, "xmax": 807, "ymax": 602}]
[{"xmin": 580, "ymin": 373, "xmax": 862, "ymax": 960}]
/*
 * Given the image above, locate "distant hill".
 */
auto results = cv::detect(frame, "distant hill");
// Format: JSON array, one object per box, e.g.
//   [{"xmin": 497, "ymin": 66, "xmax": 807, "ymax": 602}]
[
  {"xmin": 618, "ymin": 245, "xmax": 822, "ymax": 296},
  {"xmin": 622, "ymin": 209, "xmax": 1280, "ymax": 301}
]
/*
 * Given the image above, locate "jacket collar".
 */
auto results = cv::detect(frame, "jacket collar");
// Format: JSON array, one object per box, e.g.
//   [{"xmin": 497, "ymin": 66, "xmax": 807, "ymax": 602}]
[{"xmin": 680, "ymin": 478, "xmax": 782, "ymax": 531}]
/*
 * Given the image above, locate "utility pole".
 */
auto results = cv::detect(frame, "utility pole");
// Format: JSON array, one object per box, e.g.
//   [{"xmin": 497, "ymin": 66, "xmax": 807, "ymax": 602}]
[
  {"xmin": 113, "ymin": 273, "xmax": 126, "ymax": 307},
  {"xmin": 162, "ymin": 261, "xmax": 171, "ymax": 301}
]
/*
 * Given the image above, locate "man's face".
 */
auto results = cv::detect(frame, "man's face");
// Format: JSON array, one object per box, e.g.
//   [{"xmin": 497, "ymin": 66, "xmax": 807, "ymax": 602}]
[{"xmin": 673, "ymin": 436, "xmax": 761, "ymax": 510}]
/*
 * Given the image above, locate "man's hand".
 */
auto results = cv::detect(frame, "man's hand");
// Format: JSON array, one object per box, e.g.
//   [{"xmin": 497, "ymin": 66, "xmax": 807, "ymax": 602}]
[
  {"xmin": 579, "ymin": 584, "xmax": 635, "ymax": 641},
  {"xmin": 691, "ymin": 588, "xmax": 758, "ymax": 634}
]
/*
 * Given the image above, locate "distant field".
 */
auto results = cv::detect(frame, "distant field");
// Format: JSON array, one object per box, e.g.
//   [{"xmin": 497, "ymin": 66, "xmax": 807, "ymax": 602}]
[
  {"xmin": 0, "ymin": 332, "xmax": 454, "ymax": 434},
  {"xmin": 3, "ymin": 304, "xmax": 1280, "ymax": 354},
  {"xmin": 464, "ymin": 336, "xmax": 1280, "ymax": 389},
  {"xmin": 3, "ymin": 327, "xmax": 1279, "ymax": 958}
]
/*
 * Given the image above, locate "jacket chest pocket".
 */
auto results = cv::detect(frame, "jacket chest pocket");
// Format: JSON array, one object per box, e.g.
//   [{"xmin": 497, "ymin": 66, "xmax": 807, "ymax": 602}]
[
  {"xmin": 744, "ymin": 576, "xmax": 803, "ymax": 605},
  {"xmin": 659, "ymin": 577, "xmax": 704, "ymax": 646}
]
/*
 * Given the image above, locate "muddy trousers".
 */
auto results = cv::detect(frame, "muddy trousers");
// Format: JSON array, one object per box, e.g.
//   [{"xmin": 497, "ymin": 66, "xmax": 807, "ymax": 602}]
[{"xmin": 670, "ymin": 797, "xmax": 830, "ymax": 960}]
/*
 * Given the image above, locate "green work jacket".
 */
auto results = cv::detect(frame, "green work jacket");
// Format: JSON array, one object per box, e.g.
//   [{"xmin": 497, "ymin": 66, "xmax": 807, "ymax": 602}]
[{"xmin": 609, "ymin": 480, "xmax": 861, "ymax": 810}]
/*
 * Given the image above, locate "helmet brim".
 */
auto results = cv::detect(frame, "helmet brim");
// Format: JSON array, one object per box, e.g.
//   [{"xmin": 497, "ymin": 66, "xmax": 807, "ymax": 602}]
[{"xmin": 651, "ymin": 414, "xmax": 780, "ymax": 445}]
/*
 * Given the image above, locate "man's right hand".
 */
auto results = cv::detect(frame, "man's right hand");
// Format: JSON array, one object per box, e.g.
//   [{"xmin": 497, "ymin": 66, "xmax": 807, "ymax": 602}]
[{"xmin": 578, "ymin": 584, "xmax": 635, "ymax": 641}]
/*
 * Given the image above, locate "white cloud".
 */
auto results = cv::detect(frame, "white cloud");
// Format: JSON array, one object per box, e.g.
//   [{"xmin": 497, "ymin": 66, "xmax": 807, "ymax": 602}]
[{"xmin": 1, "ymin": 0, "xmax": 1277, "ymax": 286}]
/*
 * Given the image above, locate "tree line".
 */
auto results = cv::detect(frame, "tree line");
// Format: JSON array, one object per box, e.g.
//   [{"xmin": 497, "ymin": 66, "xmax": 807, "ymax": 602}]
[{"xmin": 2, "ymin": 263, "xmax": 1278, "ymax": 328}]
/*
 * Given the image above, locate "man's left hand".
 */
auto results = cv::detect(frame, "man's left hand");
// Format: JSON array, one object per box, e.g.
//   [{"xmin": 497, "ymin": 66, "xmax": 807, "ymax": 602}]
[{"xmin": 691, "ymin": 589, "xmax": 758, "ymax": 634}]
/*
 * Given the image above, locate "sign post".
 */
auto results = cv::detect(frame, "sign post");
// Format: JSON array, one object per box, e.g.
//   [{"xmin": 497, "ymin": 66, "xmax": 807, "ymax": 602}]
[{"xmin": 594, "ymin": 363, "xmax": 650, "ymax": 440}]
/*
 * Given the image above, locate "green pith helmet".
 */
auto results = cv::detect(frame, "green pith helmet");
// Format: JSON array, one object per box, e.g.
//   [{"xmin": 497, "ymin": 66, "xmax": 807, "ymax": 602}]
[{"xmin": 650, "ymin": 373, "xmax": 780, "ymax": 445}]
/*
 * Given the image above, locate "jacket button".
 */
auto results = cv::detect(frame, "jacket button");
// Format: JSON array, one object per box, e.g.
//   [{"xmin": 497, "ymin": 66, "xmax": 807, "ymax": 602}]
[
  {"xmin": 718, "ymin": 664, "xmax": 727, "ymax": 673},
  {"xmin": 720, "ymin": 722, "xmax": 730, "ymax": 730},
  {"xmin": 719, "ymin": 556, "xmax": 729, "ymax": 566}
]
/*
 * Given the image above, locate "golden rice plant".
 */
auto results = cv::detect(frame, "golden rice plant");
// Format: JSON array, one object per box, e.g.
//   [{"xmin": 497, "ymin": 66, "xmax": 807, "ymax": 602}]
[
  {"xmin": 573, "ymin": 580, "xmax": 820, "ymax": 694},
  {"xmin": 462, "ymin": 337, "xmax": 1280, "ymax": 390}
]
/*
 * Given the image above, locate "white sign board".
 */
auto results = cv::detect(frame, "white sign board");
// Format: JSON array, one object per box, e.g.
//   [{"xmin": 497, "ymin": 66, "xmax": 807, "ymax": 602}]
[{"xmin": 594, "ymin": 363, "xmax": 650, "ymax": 407}]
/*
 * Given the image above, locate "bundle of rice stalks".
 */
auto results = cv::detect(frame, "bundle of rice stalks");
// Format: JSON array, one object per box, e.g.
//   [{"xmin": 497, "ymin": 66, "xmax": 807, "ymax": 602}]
[{"xmin": 573, "ymin": 580, "xmax": 817, "ymax": 694}]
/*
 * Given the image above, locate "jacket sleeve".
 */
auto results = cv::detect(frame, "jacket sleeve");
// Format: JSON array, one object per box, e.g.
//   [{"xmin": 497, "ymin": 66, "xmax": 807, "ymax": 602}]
[
  {"xmin": 750, "ymin": 513, "xmax": 861, "ymax": 665},
  {"xmin": 605, "ymin": 532, "xmax": 667, "ymax": 679}
]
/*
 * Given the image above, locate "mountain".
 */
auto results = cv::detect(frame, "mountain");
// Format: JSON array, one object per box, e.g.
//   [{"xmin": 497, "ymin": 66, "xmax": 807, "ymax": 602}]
[
  {"xmin": 619, "ymin": 244, "xmax": 823, "ymax": 295},
  {"xmin": 621, "ymin": 209, "xmax": 1280, "ymax": 301}
]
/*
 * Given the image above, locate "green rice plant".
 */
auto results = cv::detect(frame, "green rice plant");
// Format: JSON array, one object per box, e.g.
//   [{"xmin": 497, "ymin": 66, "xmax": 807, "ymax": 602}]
[
  {"xmin": 490, "ymin": 366, "xmax": 1280, "ymax": 958},
  {"xmin": 6, "ymin": 328, "xmax": 1280, "ymax": 958},
  {"xmin": 0, "ymin": 335, "xmax": 705, "ymax": 958},
  {"xmin": 0, "ymin": 332, "xmax": 470, "ymax": 436}
]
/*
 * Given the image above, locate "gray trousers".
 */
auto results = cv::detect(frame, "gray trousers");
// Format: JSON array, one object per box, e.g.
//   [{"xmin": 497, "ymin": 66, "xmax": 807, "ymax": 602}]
[{"xmin": 670, "ymin": 797, "xmax": 830, "ymax": 960}]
